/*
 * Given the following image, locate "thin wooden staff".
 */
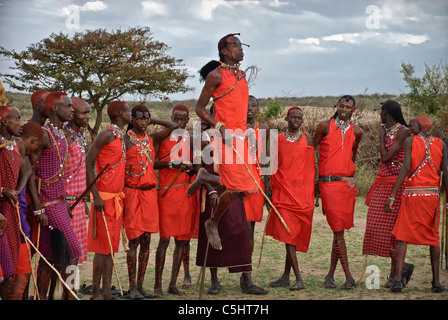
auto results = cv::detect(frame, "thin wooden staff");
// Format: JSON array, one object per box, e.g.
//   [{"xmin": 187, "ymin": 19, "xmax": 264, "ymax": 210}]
[
  {"xmin": 15, "ymin": 204, "xmax": 39, "ymax": 299},
  {"xmin": 232, "ymin": 145, "xmax": 289, "ymax": 233},
  {"xmin": 441, "ymin": 190, "xmax": 446, "ymax": 269},
  {"xmin": 358, "ymin": 255, "xmax": 368, "ymax": 286},
  {"xmin": 231, "ymin": 145, "xmax": 290, "ymax": 285},
  {"xmin": 0, "ymin": 141, "xmax": 14, "ymax": 149},
  {"xmin": 70, "ymin": 163, "xmax": 110, "ymax": 211},
  {"xmin": 100, "ymin": 210, "xmax": 123, "ymax": 296},
  {"xmin": 161, "ymin": 170, "xmax": 181, "ymax": 198},
  {"xmin": 198, "ymin": 242, "xmax": 210, "ymax": 300},
  {"xmin": 435, "ymin": 172, "xmax": 443, "ymax": 230},
  {"xmin": 33, "ymin": 224, "xmax": 41, "ymax": 300},
  {"xmin": 15, "ymin": 206, "xmax": 80, "ymax": 300},
  {"xmin": 255, "ymin": 211, "xmax": 270, "ymax": 284}
]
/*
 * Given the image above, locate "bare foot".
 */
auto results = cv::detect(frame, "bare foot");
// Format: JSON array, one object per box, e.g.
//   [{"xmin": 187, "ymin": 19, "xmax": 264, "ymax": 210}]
[
  {"xmin": 149, "ymin": 286, "xmax": 163, "ymax": 298},
  {"xmin": 168, "ymin": 285, "xmax": 184, "ymax": 296},
  {"xmin": 182, "ymin": 276, "xmax": 191, "ymax": 289},
  {"xmin": 186, "ymin": 167, "xmax": 207, "ymax": 196},
  {"xmin": 205, "ymin": 218, "xmax": 222, "ymax": 250}
]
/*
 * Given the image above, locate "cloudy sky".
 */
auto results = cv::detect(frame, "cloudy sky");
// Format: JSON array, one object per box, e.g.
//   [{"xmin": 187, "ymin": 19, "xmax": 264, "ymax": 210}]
[{"xmin": 0, "ymin": 0, "xmax": 447, "ymax": 101}]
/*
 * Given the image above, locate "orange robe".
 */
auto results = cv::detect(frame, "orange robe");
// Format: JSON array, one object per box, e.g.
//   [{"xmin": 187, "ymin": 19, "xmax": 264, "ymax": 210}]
[
  {"xmin": 318, "ymin": 118, "xmax": 358, "ymax": 232},
  {"xmin": 392, "ymin": 135, "xmax": 443, "ymax": 246},
  {"xmin": 212, "ymin": 67, "xmax": 258, "ymax": 193},
  {"xmin": 244, "ymin": 124, "xmax": 265, "ymax": 222},
  {"xmin": 157, "ymin": 135, "xmax": 197, "ymax": 240},
  {"xmin": 266, "ymin": 133, "xmax": 315, "ymax": 251},
  {"xmin": 123, "ymin": 133, "xmax": 159, "ymax": 240},
  {"xmin": 87, "ymin": 131, "xmax": 125, "ymax": 254}
]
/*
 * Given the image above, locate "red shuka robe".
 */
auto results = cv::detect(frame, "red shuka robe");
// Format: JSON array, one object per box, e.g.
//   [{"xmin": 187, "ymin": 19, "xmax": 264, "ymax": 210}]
[
  {"xmin": 244, "ymin": 124, "xmax": 265, "ymax": 222},
  {"xmin": 157, "ymin": 135, "xmax": 197, "ymax": 240},
  {"xmin": 123, "ymin": 133, "xmax": 159, "ymax": 240},
  {"xmin": 392, "ymin": 135, "xmax": 443, "ymax": 246},
  {"xmin": 87, "ymin": 131, "xmax": 125, "ymax": 254},
  {"xmin": 266, "ymin": 133, "xmax": 315, "ymax": 251},
  {"xmin": 318, "ymin": 118, "xmax": 358, "ymax": 232},
  {"xmin": 211, "ymin": 67, "xmax": 258, "ymax": 193}
]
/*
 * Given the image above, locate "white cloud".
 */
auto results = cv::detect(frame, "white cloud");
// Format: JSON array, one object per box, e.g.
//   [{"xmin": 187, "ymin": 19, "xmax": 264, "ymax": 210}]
[
  {"xmin": 141, "ymin": 1, "xmax": 168, "ymax": 16},
  {"xmin": 80, "ymin": 1, "xmax": 107, "ymax": 12},
  {"xmin": 321, "ymin": 31, "xmax": 429, "ymax": 47},
  {"xmin": 277, "ymin": 37, "xmax": 332, "ymax": 54},
  {"xmin": 59, "ymin": 1, "xmax": 107, "ymax": 16}
]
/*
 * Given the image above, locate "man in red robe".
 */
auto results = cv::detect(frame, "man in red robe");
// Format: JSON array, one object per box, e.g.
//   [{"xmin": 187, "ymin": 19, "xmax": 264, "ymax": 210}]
[
  {"xmin": 123, "ymin": 104, "xmax": 178, "ymax": 299},
  {"xmin": 386, "ymin": 115, "xmax": 448, "ymax": 293},
  {"xmin": 266, "ymin": 107, "xmax": 315, "ymax": 290},
  {"xmin": 86, "ymin": 101, "xmax": 130, "ymax": 300},
  {"xmin": 314, "ymin": 95, "xmax": 363, "ymax": 289},
  {"xmin": 64, "ymin": 97, "xmax": 90, "ymax": 266},
  {"xmin": 0, "ymin": 105, "xmax": 24, "ymax": 299},
  {"xmin": 152, "ymin": 105, "xmax": 197, "ymax": 297},
  {"xmin": 187, "ymin": 34, "xmax": 267, "ymax": 294},
  {"xmin": 245, "ymin": 95, "xmax": 269, "ymax": 254}
]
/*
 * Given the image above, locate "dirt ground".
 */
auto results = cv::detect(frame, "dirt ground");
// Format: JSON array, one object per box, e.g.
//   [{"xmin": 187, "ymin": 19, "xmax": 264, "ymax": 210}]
[{"xmin": 75, "ymin": 196, "xmax": 448, "ymax": 302}]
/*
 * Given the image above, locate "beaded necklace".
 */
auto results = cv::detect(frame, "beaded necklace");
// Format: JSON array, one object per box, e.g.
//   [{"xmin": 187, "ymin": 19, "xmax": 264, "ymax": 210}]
[
  {"xmin": 214, "ymin": 61, "xmax": 246, "ymax": 101},
  {"xmin": 384, "ymin": 122, "xmax": 401, "ymax": 148},
  {"xmin": 0, "ymin": 135, "xmax": 17, "ymax": 161},
  {"xmin": 408, "ymin": 133, "xmax": 435, "ymax": 180},
  {"xmin": 127, "ymin": 129, "xmax": 152, "ymax": 177},
  {"xmin": 65, "ymin": 124, "xmax": 87, "ymax": 154},
  {"xmin": 99, "ymin": 123, "xmax": 126, "ymax": 179},
  {"xmin": 41, "ymin": 120, "xmax": 68, "ymax": 185},
  {"xmin": 285, "ymin": 130, "xmax": 303, "ymax": 143},
  {"xmin": 335, "ymin": 116, "xmax": 351, "ymax": 149}
]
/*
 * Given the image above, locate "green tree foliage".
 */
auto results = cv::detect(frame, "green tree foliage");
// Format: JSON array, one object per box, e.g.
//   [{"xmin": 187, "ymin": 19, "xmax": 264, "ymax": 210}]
[
  {"xmin": 400, "ymin": 60, "xmax": 448, "ymax": 115},
  {"xmin": 0, "ymin": 27, "xmax": 193, "ymax": 135}
]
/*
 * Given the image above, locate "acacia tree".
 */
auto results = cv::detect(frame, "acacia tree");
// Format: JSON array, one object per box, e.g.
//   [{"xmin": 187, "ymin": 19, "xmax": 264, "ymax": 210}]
[
  {"xmin": 0, "ymin": 27, "xmax": 192, "ymax": 136},
  {"xmin": 400, "ymin": 60, "xmax": 448, "ymax": 115}
]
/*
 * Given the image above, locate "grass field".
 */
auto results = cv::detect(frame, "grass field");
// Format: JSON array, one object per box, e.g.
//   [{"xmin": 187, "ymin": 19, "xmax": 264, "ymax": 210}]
[{"xmin": 76, "ymin": 195, "xmax": 448, "ymax": 301}]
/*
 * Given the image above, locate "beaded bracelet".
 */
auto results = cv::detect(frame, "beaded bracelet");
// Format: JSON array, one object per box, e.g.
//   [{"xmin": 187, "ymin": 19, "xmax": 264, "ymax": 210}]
[
  {"xmin": 215, "ymin": 122, "xmax": 224, "ymax": 131},
  {"xmin": 33, "ymin": 208, "xmax": 45, "ymax": 216}
]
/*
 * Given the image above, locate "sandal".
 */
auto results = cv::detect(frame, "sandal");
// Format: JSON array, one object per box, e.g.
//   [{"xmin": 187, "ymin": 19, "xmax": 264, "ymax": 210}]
[
  {"xmin": 402, "ymin": 263, "xmax": 414, "ymax": 287},
  {"xmin": 390, "ymin": 280, "xmax": 403, "ymax": 292},
  {"xmin": 324, "ymin": 276, "xmax": 336, "ymax": 289},
  {"xmin": 289, "ymin": 280, "xmax": 306, "ymax": 291},
  {"xmin": 341, "ymin": 278, "xmax": 356, "ymax": 290},
  {"xmin": 242, "ymin": 284, "xmax": 269, "ymax": 295},
  {"xmin": 431, "ymin": 282, "xmax": 445, "ymax": 293},
  {"xmin": 207, "ymin": 282, "xmax": 221, "ymax": 295},
  {"xmin": 269, "ymin": 278, "xmax": 290, "ymax": 288},
  {"xmin": 384, "ymin": 277, "xmax": 394, "ymax": 288}
]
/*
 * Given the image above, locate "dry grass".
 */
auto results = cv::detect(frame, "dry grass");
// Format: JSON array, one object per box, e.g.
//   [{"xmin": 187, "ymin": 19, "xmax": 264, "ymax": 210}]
[{"xmin": 76, "ymin": 196, "xmax": 448, "ymax": 301}]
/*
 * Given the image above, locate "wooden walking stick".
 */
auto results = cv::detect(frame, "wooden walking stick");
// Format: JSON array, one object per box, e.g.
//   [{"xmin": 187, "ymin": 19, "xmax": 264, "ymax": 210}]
[
  {"xmin": 198, "ymin": 242, "xmax": 210, "ymax": 300},
  {"xmin": 90, "ymin": 163, "xmax": 110, "ymax": 239},
  {"xmin": 0, "ymin": 141, "xmax": 14, "ymax": 149},
  {"xmin": 441, "ymin": 190, "xmax": 446, "ymax": 269},
  {"xmin": 33, "ymin": 224, "xmax": 41, "ymax": 300},
  {"xmin": 161, "ymin": 170, "xmax": 181, "ymax": 198},
  {"xmin": 100, "ymin": 210, "xmax": 123, "ymax": 296},
  {"xmin": 15, "ymin": 204, "xmax": 39, "ymax": 299},
  {"xmin": 71, "ymin": 163, "xmax": 110, "ymax": 211},
  {"xmin": 358, "ymin": 255, "xmax": 368, "ymax": 286},
  {"xmin": 15, "ymin": 205, "xmax": 80, "ymax": 300},
  {"xmin": 232, "ymin": 145, "xmax": 290, "ymax": 233}
]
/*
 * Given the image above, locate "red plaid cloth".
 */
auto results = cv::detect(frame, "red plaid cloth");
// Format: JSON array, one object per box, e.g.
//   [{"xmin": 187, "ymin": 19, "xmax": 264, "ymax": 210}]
[
  {"xmin": 362, "ymin": 125, "xmax": 406, "ymax": 257},
  {"xmin": 36, "ymin": 126, "xmax": 81, "ymax": 261},
  {"xmin": 64, "ymin": 141, "xmax": 87, "ymax": 264},
  {"xmin": 0, "ymin": 146, "xmax": 21, "ymax": 277}
]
